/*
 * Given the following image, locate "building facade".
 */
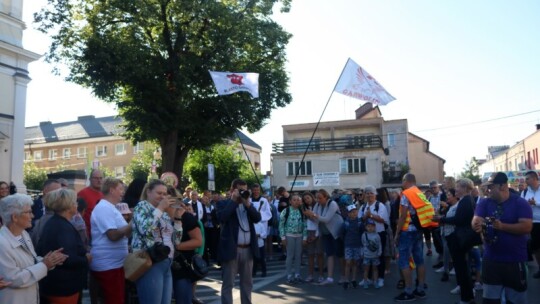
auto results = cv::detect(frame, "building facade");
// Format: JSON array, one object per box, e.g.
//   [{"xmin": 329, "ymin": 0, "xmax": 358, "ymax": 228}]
[
  {"xmin": 0, "ymin": 0, "xmax": 40, "ymax": 192},
  {"xmin": 271, "ymin": 103, "xmax": 445, "ymax": 192},
  {"xmin": 24, "ymin": 115, "xmax": 262, "ymax": 183}
]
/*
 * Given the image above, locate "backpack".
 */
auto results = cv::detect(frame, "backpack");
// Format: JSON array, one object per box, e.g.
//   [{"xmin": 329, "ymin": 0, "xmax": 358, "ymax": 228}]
[
  {"xmin": 283, "ymin": 206, "xmax": 305, "ymax": 226},
  {"xmin": 269, "ymin": 200, "xmax": 280, "ymax": 228}
]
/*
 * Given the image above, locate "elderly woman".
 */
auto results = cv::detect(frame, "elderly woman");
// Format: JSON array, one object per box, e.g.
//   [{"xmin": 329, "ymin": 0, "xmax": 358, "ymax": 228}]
[
  {"xmin": 0, "ymin": 194, "xmax": 66, "ymax": 303},
  {"xmin": 305, "ymin": 189, "xmax": 344, "ymax": 285},
  {"xmin": 89, "ymin": 177, "xmax": 132, "ymax": 304},
  {"xmin": 36, "ymin": 189, "xmax": 90, "ymax": 304},
  {"xmin": 132, "ymin": 179, "xmax": 178, "ymax": 304},
  {"xmin": 434, "ymin": 178, "xmax": 477, "ymax": 304}
]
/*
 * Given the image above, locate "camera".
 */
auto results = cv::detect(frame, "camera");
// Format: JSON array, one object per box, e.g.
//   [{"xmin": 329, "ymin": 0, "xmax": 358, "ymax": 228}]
[
  {"xmin": 481, "ymin": 217, "xmax": 498, "ymax": 245},
  {"xmin": 239, "ymin": 189, "xmax": 251, "ymax": 199}
]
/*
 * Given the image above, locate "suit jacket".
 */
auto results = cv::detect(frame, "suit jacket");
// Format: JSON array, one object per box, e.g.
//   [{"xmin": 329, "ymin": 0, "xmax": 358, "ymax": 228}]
[
  {"xmin": 216, "ymin": 199, "xmax": 261, "ymax": 262},
  {"xmin": 441, "ymin": 195, "xmax": 475, "ymax": 229},
  {"xmin": 0, "ymin": 226, "xmax": 48, "ymax": 304}
]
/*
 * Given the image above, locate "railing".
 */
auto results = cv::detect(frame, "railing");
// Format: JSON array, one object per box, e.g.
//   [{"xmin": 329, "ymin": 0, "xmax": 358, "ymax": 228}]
[
  {"xmin": 382, "ymin": 170, "xmax": 405, "ymax": 184},
  {"xmin": 272, "ymin": 135, "xmax": 383, "ymax": 153}
]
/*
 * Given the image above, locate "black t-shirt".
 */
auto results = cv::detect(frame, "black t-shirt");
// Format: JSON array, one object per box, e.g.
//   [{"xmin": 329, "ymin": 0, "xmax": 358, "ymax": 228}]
[
  {"xmin": 278, "ymin": 196, "xmax": 290, "ymax": 213},
  {"xmin": 172, "ymin": 212, "xmax": 199, "ymax": 279}
]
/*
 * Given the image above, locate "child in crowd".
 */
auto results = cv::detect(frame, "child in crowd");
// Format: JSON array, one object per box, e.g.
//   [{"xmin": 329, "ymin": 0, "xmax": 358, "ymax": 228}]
[
  {"xmin": 361, "ymin": 219, "xmax": 382, "ymax": 289},
  {"xmin": 279, "ymin": 194, "xmax": 307, "ymax": 284},
  {"xmin": 342, "ymin": 204, "xmax": 363, "ymax": 290}
]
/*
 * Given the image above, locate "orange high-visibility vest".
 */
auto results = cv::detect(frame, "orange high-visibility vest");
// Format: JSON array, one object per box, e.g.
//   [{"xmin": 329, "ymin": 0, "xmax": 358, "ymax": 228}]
[{"xmin": 401, "ymin": 186, "xmax": 437, "ymax": 231}]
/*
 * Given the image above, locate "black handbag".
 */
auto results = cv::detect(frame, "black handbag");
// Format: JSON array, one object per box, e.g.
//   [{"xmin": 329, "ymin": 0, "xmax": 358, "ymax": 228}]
[
  {"xmin": 134, "ymin": 218, "xmax": 171, "ymax": 264},
  {"xmin": 176, "ymin": 252, "xmax": 209, "ymax": 282},
  {"xmin": 455, "ymin": 226, "xmax": 482, "ymax": 250}
]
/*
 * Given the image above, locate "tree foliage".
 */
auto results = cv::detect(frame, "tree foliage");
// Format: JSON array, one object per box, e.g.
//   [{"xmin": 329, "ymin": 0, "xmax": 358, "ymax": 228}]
[
  {"xmin": 23, "ymin": 161, "xmax": 48, "ymax": 191},
  {"xmin": 460, "ymin": 157, "xmax": 481, "ymax": 185},
  {"xmin": 184, "ymin": 142, "xmax": 262, "ymax": 192},
  {"xmin": 125, "ymin": 142, "xmax": 161, "ymax": 184},
  {"xmin": 35, "ymin": 0, "xmax": 293, "ymax": 178}
]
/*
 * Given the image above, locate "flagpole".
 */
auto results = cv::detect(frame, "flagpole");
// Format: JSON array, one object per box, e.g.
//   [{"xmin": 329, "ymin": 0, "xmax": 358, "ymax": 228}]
[
  {"xmin": 220, "ymin": 97, "xmax": 261, "ymax": 187},
  {"xmin": 289, "ymin": 58, "xmax": 351, "ymax": 193}
]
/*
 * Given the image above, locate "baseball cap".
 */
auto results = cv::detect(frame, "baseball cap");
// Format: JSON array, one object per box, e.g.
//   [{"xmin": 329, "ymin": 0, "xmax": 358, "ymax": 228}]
[
  {"xmin": 481, "ymin": 172, "xmax": 508, "ymax": 187},
  {"xmin": 346, "ymin": 204, "xmax": 357, "ymax": 212},
  {"xmin": 366, "ymin": 218, "xmax": 376, "ymax": 226}
]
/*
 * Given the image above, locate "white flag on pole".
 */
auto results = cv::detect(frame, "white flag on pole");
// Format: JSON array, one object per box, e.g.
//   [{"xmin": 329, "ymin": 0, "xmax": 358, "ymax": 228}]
[
  {"xmin": 209, "ymin": 71, "xmax": 259, "ymax": 99},
  {"xmin": 334, "ymin": 59, "xmax": 395, "ymax": 105}
]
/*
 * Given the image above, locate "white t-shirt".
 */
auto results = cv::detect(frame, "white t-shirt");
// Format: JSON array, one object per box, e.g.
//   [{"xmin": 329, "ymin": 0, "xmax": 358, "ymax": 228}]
[
  {"xmin": 358, "ymin": 201, "xmax": 389, "ymax": 233},
  {"xmin": 90, "ymin": 199, "xmax": 129, "ymax": 271},
  {"xmin": 251, "ymin": 196, "xmax": 272, "ymax": 223},
  {"xmin": 522, "ymin": 186, "xmax": 540, "ymax": 222}
]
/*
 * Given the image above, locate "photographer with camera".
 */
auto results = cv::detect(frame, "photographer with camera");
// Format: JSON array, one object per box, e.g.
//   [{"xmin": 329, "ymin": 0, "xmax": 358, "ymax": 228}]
[
  {"xmin": 472, "ymin": 172, "xmax": 532, "ymax": 304},
  {"xmin": 217, "ymin": 179, "xmax": 261, "ymax": 304}
]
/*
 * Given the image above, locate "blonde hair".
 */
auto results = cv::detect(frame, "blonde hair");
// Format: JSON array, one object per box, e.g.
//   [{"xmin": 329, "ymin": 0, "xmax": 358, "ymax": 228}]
[
  {"xmin": 46, "ymin": 188, "xmax": 77, "ymax": 213},
  {"xmin": 101, "ymin": 177, "xmax": 123, "ymax": 195}
]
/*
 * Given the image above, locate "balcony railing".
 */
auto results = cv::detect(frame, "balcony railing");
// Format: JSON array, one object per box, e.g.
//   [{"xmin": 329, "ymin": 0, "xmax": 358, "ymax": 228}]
[
  {"xmin": 272, "ymin": 135, "xmax": 383, "ymax": 153},
  {"xmin": 382, "ymin": 170, "xmax": 405, "ymax": 184}
]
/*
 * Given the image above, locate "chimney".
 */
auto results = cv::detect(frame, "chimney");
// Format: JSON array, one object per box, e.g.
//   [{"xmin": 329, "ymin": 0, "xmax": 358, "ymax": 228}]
[
  {"xmin": 78, "ymin": 115, "xmax": 96, "ymax": 121},
  {"xmin": 39, "ymin": 121, "xmax": 52, "ymax": 126},
  {"xmin": 355, "ymin": 102, "xmax": 373, "ymax": 119}
]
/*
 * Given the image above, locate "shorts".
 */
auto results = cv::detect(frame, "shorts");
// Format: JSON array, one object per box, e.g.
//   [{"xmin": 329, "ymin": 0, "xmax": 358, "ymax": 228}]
[
  {"xmin": 322, "ymin": 234, "xmax": 344, "ymax": 258},
  {"xmin": 363, "ymin": 257, "xmax": 380, "ymax": 266},
  {"xmin": 482, "ymin": 260, "xmax": 528, "ymax": 293},
  {"xmin": 305, "ymin": 230, "xmax": 323, "ymax": 255},
  {"xmin": 530, "ymin": 223, "xmax": 540, "ymax": 251},
  {"xmin": 344, "ymin": 247, "xmax": 362, "ymax": 260},
  {"xmin": 397, "ymin": 230, "xmax": 424, "ymax": 269}
]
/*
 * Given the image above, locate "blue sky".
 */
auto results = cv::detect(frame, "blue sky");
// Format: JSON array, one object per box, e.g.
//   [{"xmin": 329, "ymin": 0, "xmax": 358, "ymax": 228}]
[{"xmin": 23, "ymin": 0, "xmax": 540, "ymax": 177}]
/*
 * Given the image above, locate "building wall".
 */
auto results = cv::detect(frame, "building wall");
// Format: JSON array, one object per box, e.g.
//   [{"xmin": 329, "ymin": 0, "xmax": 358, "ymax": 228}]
[
  {"xmin": 382, "ymin": 119, "xmax": 408, "ymax": 165},
  {"xmin": 407, "ymin": 134, "xmax": 444, "ymax": 184},
  {"xmin": 524, "ymin": 129, "xmax": 540, "ymax": 170}
]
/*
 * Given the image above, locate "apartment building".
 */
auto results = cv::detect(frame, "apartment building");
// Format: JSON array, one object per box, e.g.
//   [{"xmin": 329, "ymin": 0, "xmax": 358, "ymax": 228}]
[
  {"xmin": 271, "ymin": 103, "xmax": 445, "ymax": 192},
  {"xmin": 24, "ymin": 115, "xmax": 262, "ymax": 179}
]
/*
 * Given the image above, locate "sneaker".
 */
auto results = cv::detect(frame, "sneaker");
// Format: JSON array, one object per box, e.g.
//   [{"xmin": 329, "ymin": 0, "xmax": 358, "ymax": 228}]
[
  {"xmin": 432, "ymin": 261, "xmax": 444, "ymax": 269},
  {"xmin": 426, "ymin": 249, "xmax": 433, "ymax": 256},
  {"xmin": 363, "ymin": 281, "xmax": 369, "ymax": 289},
  {"xmin": 343, "ymin": 282, "xmax": 350, "ymax": 290},
  {"xmin": 441, "ymin": 272, "xmax": 449, "ymax": 282},
  {"xmin": 351, "ymin": 280, "xmax": 358, "ymax": 289},
  {"xmin": 450, "ymin": 285, "xmax": 461, "ymax": 294},
  {"xmin": 413, "ymin": 289, "xmax": 426, "ymax": 299},
  {"xmin": 377, "ymin": 278, "xmax": 384, "ymax": 287},
  {"xmin": 474, "ymin": 282, "xmax": 483, "ymax": 291},
  {"xmin": 286, "ymin": 275, "xmax": 294, "ymax": 284},
  {"xmin": 319, "ymin": 277, "xmax": 334, "ymax": 285},
  {"xmin": 305, "ymin": 275, "xmax": 314, "ymax": 283},
  {"xmin": 435, "ymin": 266, "xmax": 445, "ymax": 273},
  {"xmin": 449, "ymin": 268, "xmax": 456, "ymax": 275},
  {"xmin": 294, "ymin": 275, "xmax": 303, "ymax": 283},
  {"xmin": 359, "ymin": 279, "xmax": 372, "ymax": 286},
  {"xmin": 317, "ymin": 277, "xmax": 325, "ymax": 284},
  {"xmin": 394, "ymin": 292, "xmax": 416, "ymax": 302}
]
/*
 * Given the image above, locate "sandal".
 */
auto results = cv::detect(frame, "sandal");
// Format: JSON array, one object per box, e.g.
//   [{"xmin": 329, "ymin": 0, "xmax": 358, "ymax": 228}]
[{"xmin": 397, "ymin": 279, "xmax": 405, "ymax": 289}]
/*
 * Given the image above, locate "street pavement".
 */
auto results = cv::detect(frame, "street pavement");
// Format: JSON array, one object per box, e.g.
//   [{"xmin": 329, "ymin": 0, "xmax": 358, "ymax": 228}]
[{"xmin": 84, "ymin": 249, "xmax": 540, "ymax": 303}]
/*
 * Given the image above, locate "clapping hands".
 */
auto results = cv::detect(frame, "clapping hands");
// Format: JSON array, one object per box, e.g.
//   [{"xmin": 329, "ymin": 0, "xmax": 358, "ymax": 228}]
[{"xmin": 42, "ymin": 248, "xmax": 68, "ymax": 270}]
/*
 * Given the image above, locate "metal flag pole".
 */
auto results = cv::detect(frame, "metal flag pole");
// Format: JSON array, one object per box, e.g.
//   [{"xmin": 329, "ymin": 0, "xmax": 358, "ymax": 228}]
[{"xmin": 289, "ymin": 58, "xmax": 351, "ymax": 192}]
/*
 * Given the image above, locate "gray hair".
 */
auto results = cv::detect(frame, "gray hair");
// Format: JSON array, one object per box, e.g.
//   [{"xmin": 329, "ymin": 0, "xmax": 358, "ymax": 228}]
[
  {"xmin": 429, "ymin": 180, "xmax": 439, "ymax": 187},
  {"xmin": 456, "ymin": 178, "xmax": 474, "ymax": 192},
  {"xmin": 364, "ymin": 185, "xmax": 377, "ymax": 194},
  {"xmin": 0, "ymin": 194, "xmax": 33, "ymax": 227}
]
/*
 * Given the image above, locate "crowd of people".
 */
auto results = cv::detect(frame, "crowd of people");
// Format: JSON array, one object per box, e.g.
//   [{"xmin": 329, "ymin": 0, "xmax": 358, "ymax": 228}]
[{"xmin": 0, "ymin": 169, "xmax": 538, "ymax": 304}]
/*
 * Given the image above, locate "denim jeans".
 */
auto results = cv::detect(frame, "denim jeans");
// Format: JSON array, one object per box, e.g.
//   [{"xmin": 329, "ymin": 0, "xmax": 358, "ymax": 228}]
[
  {"xmin": 173, "ymin": 278, "xmax": 192, "ymax": 304},
  {"xmin": 136, "ymin": 258, "xmax": 172, "ymax": 304},
  {"xmin": 398, "ymin": 230, "xmax": 424, "ymax": 269}
]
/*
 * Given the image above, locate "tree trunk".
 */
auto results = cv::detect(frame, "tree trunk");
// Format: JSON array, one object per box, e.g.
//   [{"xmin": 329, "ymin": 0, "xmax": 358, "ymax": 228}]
[
  {"xmin": 173, "ymin": 147, "xmax": 190, "ymax": 181},
  {"xmin": 160, "ymin": 130, "xmax": 179, "ymax": 173}
]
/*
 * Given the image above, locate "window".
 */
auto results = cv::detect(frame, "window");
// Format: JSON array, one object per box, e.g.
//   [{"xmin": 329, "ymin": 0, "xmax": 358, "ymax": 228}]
[
  {"xmin": 134, "ymin": 142, "xmax": 145, "ymax": 154},
  {"xmin": 340, "ymin": 158, "xmax": 367, "ymax": 174},
  {"xmin": 48, "ymin": 149, "xmax": 58, "ymax": 161},
  {"xmin": 287, "ymin": 161, "xmax": 312, "ymax": 176},
  {"xmin": 24, "ymin": 151, "xmax": 31, "ymax": 161},
  {"xmin": 387, "ymin": 133, "xmax": 395, "ymax": 147},
  {"xmin": 114, "ymin": 166, "xmax": 126, "ymax": 178},
  {"xmin": 34, "ymin": 150, "xmax": 43, "ymax": 161},
  {"xmin": 63, "ymin": 148, "xmax": 71, "ymax": 159},
  {"xmin": 96, "ymin": 145, "xmax": 107, "ymax": 157},
  {"xmin": 77, "ymin": 147, "xmax": 88, "ymax": 159},
  {"xmin": 115, "ymin": 143, "xmax": 127, "ymax": 155}
]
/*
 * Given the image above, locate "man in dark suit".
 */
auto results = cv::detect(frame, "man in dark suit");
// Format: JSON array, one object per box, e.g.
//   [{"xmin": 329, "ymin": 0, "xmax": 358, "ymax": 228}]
[{"xmin": 217, "ymin": 179, "xmax": 261, "ymax": 304}]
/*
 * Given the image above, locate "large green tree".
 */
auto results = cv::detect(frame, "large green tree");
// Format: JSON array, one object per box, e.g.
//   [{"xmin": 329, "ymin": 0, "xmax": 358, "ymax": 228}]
[
  {"xmin": 35, "ymin": 0, "xmax": 292, "ymax": 178},
  {"xmin": 184, "ymin": 142, "xmax": 263, "ymax": 192}
]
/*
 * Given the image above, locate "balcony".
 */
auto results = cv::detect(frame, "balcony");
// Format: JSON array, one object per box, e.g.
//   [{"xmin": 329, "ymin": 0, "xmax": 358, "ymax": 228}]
[
  {"xmin": 383, "ymin": 170, "xmax": 405, "ymax": 184},
  {"xmin": 272, "ymin": 135, "xmax": 383, "ymax": 153}
]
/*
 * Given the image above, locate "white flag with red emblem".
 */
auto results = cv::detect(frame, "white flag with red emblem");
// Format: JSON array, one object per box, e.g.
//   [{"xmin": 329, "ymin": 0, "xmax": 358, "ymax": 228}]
[
  {"xmin": 209, "ymin": 71, "xmax": 259, "ymax": 99},
  {"xmin": 334, "ymin": 59, "xmax": 395, "ymax": 105}
]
